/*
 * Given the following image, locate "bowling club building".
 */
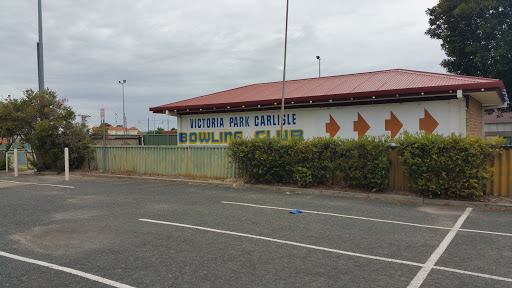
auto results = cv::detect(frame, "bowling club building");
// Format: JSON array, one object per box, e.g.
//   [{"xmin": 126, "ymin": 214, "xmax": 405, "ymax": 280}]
[{"xmin": 149, "ymin": 69, "xmax": 508, "ymax": 146}]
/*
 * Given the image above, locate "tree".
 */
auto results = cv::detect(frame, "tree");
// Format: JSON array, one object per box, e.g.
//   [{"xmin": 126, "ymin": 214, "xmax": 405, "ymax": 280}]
[
  {"xmin": 91, "ymin": 122, "xmax": 111, "ymax": 134},
  {"xmin": 148, "ymin": 127, "xmax": 165, "ymax": 134},
  {"xmin": 2, "ymin": 89, "xmax": 92, "ymax": 172},
  {"xmin": 426, "ymin": 0, "xmax": 512, "ymax": 113},
  {"xmin": 0, "ymin": 96, "xmax": 29, "ymax": 165}
]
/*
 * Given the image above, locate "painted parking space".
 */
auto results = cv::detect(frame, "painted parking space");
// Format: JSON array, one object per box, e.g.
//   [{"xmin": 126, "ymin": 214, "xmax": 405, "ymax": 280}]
[{"xmin": 0, "ymin": 173, "xmax": 511, "ymax": 287}]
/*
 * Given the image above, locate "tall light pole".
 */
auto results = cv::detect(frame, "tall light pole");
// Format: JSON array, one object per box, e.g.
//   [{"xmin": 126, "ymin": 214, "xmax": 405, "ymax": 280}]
[
  {"xmin": 316, "ymin": 56, "xmax": 321, "ymax": 78},
  {"xmin": 37, "ymin": 0, "xmax": 44, "ymax": 93},
  {"xmin": 279, "ymin": 0, "xmax": 290, "ymax": 138},
  {"xmin": 118, "ymin": 80, "xmax": 126, "ymax": 136}
]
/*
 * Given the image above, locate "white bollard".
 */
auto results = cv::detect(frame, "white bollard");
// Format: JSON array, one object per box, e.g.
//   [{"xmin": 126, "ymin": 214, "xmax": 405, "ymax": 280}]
[
  {"xmin": 64, "ymin": 147, "xmax": 69, "ymax": 181},
  {"xmin": 5, "ymin": 152, "xmax": 8, "ymax": 173},
  {"xmin": 14, "ymin": 148, "xmax": 18, "ymax": 177}
]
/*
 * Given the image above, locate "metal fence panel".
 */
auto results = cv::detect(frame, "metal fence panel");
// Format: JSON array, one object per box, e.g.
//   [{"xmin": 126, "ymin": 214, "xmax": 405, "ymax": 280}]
[
  {"xmin": 90, "ymin": 146, "xmax": 236, "ymax": 178},
  {"xmin": 88, "ymin": 146, "xmax": 511, "ymax": 197},
  {"xmin": 142, "ymin": 135, "xmax": 177, "ymax": 146},
  {"xmin": 489, "ymin": 148, "xmax": 512, "ymax": 197}
]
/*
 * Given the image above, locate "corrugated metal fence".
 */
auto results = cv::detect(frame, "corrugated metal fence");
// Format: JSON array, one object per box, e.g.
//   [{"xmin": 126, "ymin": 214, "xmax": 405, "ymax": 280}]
[
  {"xmin": 143, "ymin": 135, "xmax": 177, "ymax": 146},
  {"xmin": 88, "ymin": 146, "xmax": 512, "ymax": 197},
  {"xmin": 389, "ymin": 147, "xmax": 512, "ymax": 197},
  {"xmin": 89, "ymin": 146, "xmax": 235, "ymax": 178},
  {"xmin": 487, "ymin": 147, "xmax": 512, "ymax": 197}
]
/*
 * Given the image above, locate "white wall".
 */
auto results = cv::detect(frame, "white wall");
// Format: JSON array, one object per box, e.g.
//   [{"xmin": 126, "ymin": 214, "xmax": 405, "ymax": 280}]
[{"xmin": 177, "ymin": 99, "xmax": 466, "ymax": 145}]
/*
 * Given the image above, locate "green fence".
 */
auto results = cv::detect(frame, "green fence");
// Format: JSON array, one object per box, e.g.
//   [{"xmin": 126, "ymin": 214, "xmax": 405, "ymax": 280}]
[
  {"xmin": 143, "ymin": 134, "xmax": 177, "ymax": 146},
  {"xmin": 88, "ymin": 145, "xmax": 235, "ymax": 178},
  {"xmin": 1, "ymin": 149, "xmax": 32, "ymax": 169}
]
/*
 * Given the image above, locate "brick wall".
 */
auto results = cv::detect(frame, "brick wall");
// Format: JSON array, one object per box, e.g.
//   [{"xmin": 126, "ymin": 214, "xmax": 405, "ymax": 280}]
[{"xmin": 466, "ymin": 95, "xmax": 483, "ymax": 137}]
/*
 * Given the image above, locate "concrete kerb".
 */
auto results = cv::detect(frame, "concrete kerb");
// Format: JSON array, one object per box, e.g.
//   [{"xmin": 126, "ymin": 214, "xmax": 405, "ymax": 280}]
[{"xmin": 74, "ymin": 172, "xmax": 512, "ymax": 211}]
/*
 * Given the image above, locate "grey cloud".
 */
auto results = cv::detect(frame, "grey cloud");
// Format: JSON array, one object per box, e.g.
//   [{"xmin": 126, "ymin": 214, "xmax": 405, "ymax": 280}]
[{"xmin": 0, "ymin": 0, "xmax": 445, "ymax": 130}]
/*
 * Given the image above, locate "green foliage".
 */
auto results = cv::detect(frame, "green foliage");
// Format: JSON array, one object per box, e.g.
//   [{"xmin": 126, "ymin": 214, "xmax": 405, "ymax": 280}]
[
  {"xmin": 426, "ymin": 0, "xmax": 512, "ymax": 114},
  {"xmin": 0, "ymin": 153, "xmax": 11, "ymax": 170},
  {"xmin": 147, "ymin": 127, "xmax": 165, "ymax": 134},
  {"xmin": 227, "ymin": 137, "xmax": 391, "ymax": 190},
  {"xmin": 396, "ymin": 132, "xmax": 504, "ymax": 198},
  {"xmin": 336, "ymin": 136, "xmax": 392, "ymax": 190},
  {"xmin": 227, "ymin": 137, "xmax": 291, "ymax": 183},
  {"xmin": 0, "ymin": 89, "xmax": 92, "ymax": 172},
  {"xmin": 293, "ymin": 167, "xmax": 313, "ymax": 187},
  {"xmin": 0, "ymin": 96, "xmax": 26, "ymax": 162}
]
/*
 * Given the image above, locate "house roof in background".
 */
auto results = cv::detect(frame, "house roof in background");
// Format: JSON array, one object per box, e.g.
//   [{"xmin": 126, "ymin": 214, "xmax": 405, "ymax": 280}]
[
  {"xmin": 107, "ymin": 126, "xmax": 139, "ymax": 131},
  {"xmin": 150, "ymin": 69, "xmax": 506, "ymax": 114}
]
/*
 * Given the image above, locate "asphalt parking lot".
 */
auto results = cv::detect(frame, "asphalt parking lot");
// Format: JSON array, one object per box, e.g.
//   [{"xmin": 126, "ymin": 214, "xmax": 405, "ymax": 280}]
[{"xmin": 0, "ymin": 173, "xmax": 511, "ymax": 287}]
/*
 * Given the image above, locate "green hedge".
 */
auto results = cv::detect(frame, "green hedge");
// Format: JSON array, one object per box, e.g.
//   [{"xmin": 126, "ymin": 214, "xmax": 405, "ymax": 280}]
[
  {"xmin": 395, "ymin": 133, "xmax": 503, "ymax": 198},
  {"xmin": 227, "ymin": 136, "xmax": 392, "ymax": 190}
]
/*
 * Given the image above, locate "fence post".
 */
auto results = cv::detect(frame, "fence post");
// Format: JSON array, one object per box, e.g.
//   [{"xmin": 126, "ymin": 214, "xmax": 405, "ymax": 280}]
[
  {"xmin": 14, "ymin": 148, "xmax": 18, "ymax": 177},
  {"xmin": 64, "ymin": 147, "xmax": 69, "ymax": 181}
]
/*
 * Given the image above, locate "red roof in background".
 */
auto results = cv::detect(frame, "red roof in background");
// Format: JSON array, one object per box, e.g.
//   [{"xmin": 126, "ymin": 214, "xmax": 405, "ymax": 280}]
[
  {"xmin": 1, "ymin": 138, "xmax": 6, "ymax": 144},
  {"xmin": 150, "ymin": 69, "xmax": 505, "ymax": 113},
  {"xmin": 108, "ymin": 126, "xmax": 139, "ymax": 131},
  {"xmin": 163, "ymin": 130, "xmax": 178, "ymax": 135}
]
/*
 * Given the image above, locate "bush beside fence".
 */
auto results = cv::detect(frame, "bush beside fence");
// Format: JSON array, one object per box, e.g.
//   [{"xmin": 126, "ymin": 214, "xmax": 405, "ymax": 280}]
[
  {"xmin": 395, "ymin": 133, "xmax": 503, "ymax": 198},
  {"xmin": 228, "ymin": 134, "xmax": 505, "ymax": 198},
  {"xmin": 85, "ymin": 135, "xmax": 511, "ymax": 198},
  {"xmin": 228, "ymin": 136, "xmax": 392, "ymax": 191}
]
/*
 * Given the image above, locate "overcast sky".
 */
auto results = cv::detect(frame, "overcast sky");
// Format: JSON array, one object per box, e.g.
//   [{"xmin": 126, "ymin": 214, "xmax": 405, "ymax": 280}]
[{"xmin": 0, "ymin": 0, "xmax": 446, "ymax": 131}]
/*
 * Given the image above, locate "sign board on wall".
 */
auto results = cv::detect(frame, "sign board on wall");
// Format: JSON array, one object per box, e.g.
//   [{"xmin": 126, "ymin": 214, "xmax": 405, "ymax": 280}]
[{"xmin": 177, "ymin": 99, "xmax": 466, "ymax": 145}]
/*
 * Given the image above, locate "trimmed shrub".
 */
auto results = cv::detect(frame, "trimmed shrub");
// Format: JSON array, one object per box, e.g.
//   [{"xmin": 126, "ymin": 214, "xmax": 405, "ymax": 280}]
[
  {"xmin": 228, "ymin": 136, "xmax": 391, "ymax": 190},
  {"xmin": 395, "ymin": 132, "xmax": 503, "ymax": 198},
  {"xmin": 227, "ymin": 137, "xmax": 292, "ymax": 183},
  {"xmin": 289, "ymin": 137, "xmax": 337, "ymax": 186},
  {"xmin": 336, "ymin": 136, "xmax": 392, "ymax": 191}
]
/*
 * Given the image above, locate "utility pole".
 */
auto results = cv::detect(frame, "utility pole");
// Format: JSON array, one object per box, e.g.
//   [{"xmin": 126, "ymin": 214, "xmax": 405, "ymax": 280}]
[
  {"xmin": 37, "ymin": 0, "xmax": 44, "ymax": 93},
  {"xmin": 279, "ymin": 0, "xmax": 289, "ymax": 138},
  {"xmin": 118, "ymin": 80, "xmax": 126, "ymax": 136}
]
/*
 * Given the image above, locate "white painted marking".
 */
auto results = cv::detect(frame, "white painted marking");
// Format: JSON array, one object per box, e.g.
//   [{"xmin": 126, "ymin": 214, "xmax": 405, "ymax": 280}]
[
  {"xmin": 0, "ymin": 251, "xmax": 134, "ymax": 288},
  {"xmin": 434, "ymin": 265, "xmax": 512, "ymax": 282},
  {"xmin": 221, "ymin": 201, "xmax": 512, "ymax": 237},
  {"xmin": 408, "ymin": 208, "xmax": 472, "ymax": 288},
  {"xmin": 0, "ymin": 179, "xmax": 74, "ymax": 189},
  {"xmin": 141, "ymin": 217, "xmax": 512, "ymax": 283},
  {"xmin": 140, "ymin": 218, "xmax": 512, "ymax": 283},
  {"xmin": 139, "ymin": 218, "xmax": 423, "ymax": 267}
]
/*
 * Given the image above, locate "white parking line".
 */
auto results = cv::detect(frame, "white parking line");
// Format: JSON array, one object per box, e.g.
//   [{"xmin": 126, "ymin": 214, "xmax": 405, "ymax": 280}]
[
  {"xmin": 0, "ymin": 180, "xmax": 74, "ymax": 189},
  {"xmin": 140, "ymin": 218, "xmax": 512, "ymax": 283},
  {"xmin": 139, "ymin": 218, "xmax": 423, "ymax": 267},
  {"xmin": 221, "ymin": 201, "xmax": 512, "ymax": 237},
  {"xmin": 0, "ymin": 251, "xmax": 134, "ymax": 288},
  {"xmin": 408, "ymin": 208, "xmax": 472, "ymax": 288}
]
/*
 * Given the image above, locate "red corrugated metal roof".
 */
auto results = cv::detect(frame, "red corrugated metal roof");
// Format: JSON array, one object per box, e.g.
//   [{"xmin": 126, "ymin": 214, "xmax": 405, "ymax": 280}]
[{"xmin": 150, "ymin": 69, "xmax": 505, "ymax": 113}]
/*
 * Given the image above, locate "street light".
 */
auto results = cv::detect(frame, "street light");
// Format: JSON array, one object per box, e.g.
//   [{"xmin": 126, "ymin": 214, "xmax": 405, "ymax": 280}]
[
  {"xmin": 316, "ymin": 56, "xmax": 321, "ymax": 78},
  {"xmin": 118, "ymin": 80, "xmax": 126, "ymax": 136}
]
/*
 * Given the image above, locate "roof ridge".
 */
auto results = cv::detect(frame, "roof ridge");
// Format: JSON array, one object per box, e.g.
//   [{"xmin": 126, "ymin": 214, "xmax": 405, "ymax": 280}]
[{"xmin": 393, "ymin": 69, "xmax": 496, "ymax": 83}]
